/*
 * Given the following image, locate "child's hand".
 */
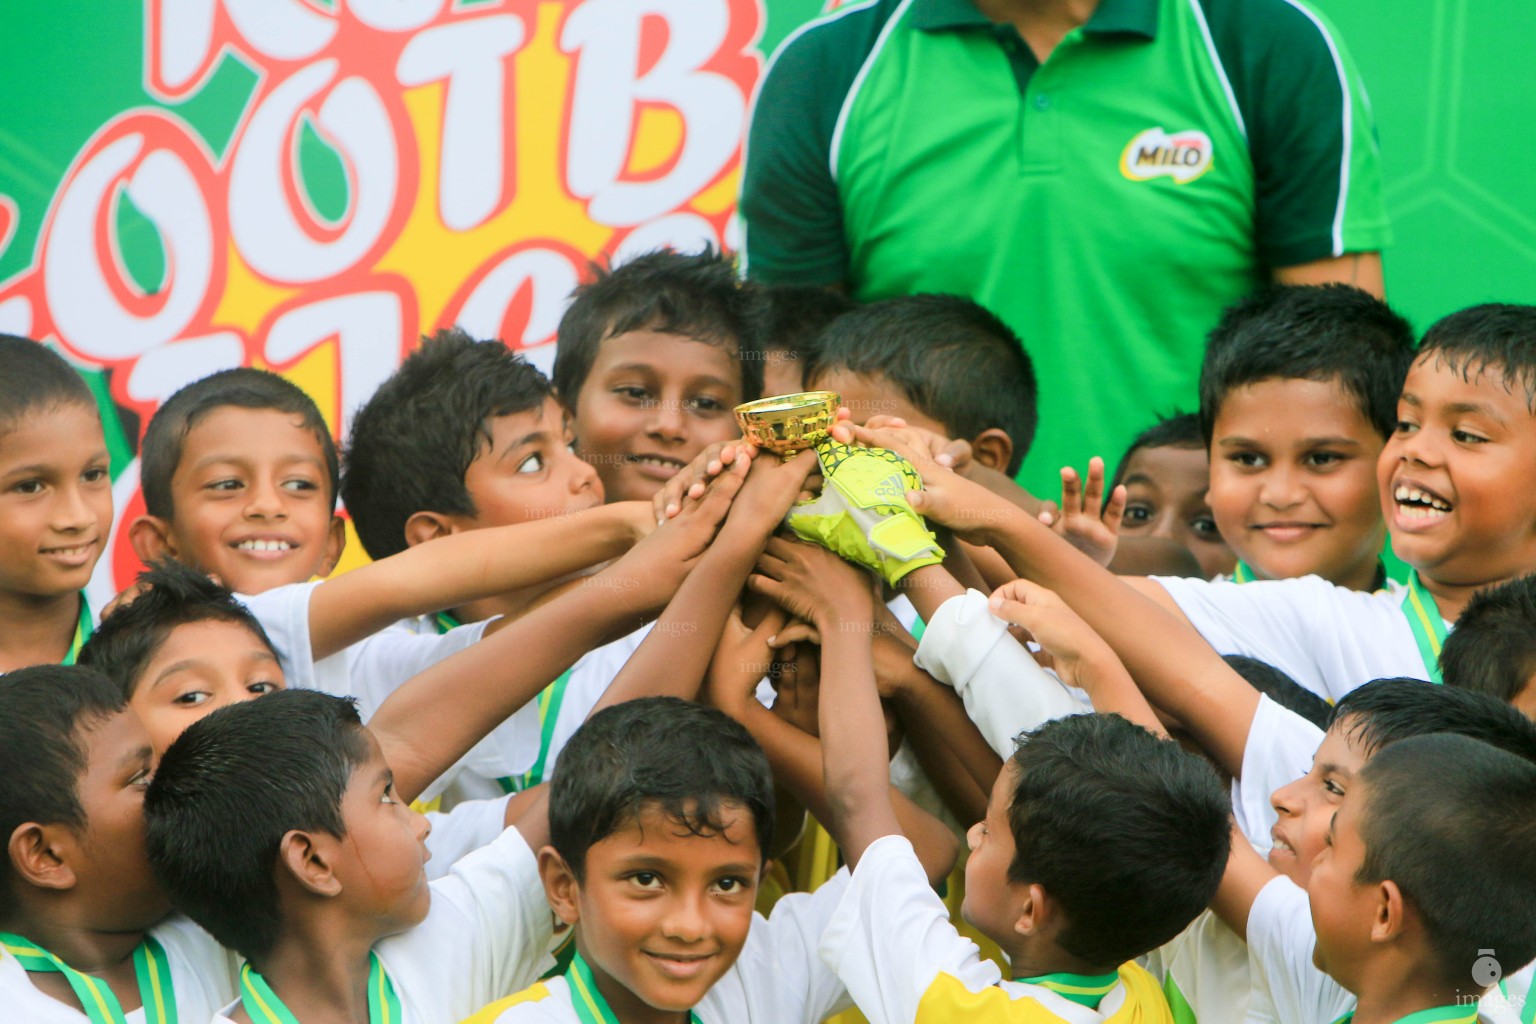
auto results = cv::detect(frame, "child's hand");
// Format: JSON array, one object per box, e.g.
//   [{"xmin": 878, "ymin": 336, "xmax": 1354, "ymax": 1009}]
[
  {"xmin": 750, "ymin": 535, "xmax": 876, "ymax": 630},
  {"xmin": 986, "ymin": 579, "xmax": 1115, "ymax": 692},
  {"xmin": 652, "ymin": 439, "xmax": 759, "ymax": 522},
  {"xmin": 828, "ymin": 420, "xmax": 1014, "ymax": 542},
  {"xmin": 863, "ymin": 414, "xmax": 974, "ymax": 474},
  {"xmin": 718, "ymin": 449, "xmax": 820, "ymax": 545},
  {"xmin": 767, "ymin": 638, "xmax": 822, "ymax": 738},
  {"xmin": 1037, "ymin": 458, "xmax": 1126, "ymax": 567},
  {"xmin": 605, "ymin": 455, "xmax": 748, "ymax": 605},
  {"xmin": 608, "ymin": 500, "xmax": 660, "ymax": 544},
  {"xmin": 703, "ymin": 602, "xmax": 786, "ymax": 716}
]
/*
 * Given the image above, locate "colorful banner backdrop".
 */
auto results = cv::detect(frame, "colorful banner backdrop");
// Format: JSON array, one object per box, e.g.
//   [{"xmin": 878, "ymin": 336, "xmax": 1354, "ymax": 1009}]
[
  {"xmin": 2, "ymin": 0, "xmax": 1532, "ymax": 603},
  {"xmin": 0, "ymin": 0, "xmax": 813, "ymax": 599}
]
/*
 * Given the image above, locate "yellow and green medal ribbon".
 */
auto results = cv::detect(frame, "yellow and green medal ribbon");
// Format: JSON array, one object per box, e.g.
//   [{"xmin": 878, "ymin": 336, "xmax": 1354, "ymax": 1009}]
[
  {"xmin": 500, "ymin": 668, "xmax": 572, "ymax": 794},
  {"xmin": 61, "ymin": 592, "xmax": 92, "ymax": 666},
  {"xmin": 0, "ymin": 932, "xmax": 176, "ymax": 1024},
  {"xmin": 1017, "ymin": 970, "xmax": 1119, "ymax": 1010},
  {"xmin": 240, "ymin": 953, "xmax": 400, "ymax": 1024},
  {"xmin": 566, "ymin": 951, "xmax": 702, "ymax": 1024},
  {"xmin": 432, "ymin": 610, "xmax": 571, "ymax": 794},
  {"xmin": 1330, "ymin": 1003, "xmax": 1479, "ymax": 1024},
  {"xmin": 1400, "ymin": 572, "xmax": 1448, "ymax": 684},
  {"xmin": 1232, "ymin": 562, "xmax": 1257, "ymax": 584}
]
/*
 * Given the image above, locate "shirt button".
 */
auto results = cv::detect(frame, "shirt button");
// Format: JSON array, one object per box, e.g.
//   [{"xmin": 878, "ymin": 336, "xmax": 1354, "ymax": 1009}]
[{"xmin": 1034, "ymin": 93, "xmax": 1051, "ymax": 111}]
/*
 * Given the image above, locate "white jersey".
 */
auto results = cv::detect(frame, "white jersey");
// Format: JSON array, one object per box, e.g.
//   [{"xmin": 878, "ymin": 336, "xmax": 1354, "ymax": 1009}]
[
  {"xmin": 1153, "ymin": 574, "xmax": 1433, "ymax": 703},
  {"xmin": 214, "ymin": 825, "xmax": 556, "ymax": 1024}
]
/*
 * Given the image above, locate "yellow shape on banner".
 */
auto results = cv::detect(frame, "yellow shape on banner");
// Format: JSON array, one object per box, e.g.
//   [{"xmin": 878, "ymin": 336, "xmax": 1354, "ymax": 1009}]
[
  {"xmin": 378, "ymin": 1, "xmax": 617, "ymax": 332},
  {"xmin": 216, "ymin": 241, "xmax": 299, "ymax": 337},
  {"xmin": 630, "ymin": 106, "xmax": 685, "ymax": 177},
  {"xmin": 693, "ymin": 167, "xmax": 739, "ymax": 217},
  {"xmin": 257, "ymin": 343, "xmax": 341, "ymax": 440}
]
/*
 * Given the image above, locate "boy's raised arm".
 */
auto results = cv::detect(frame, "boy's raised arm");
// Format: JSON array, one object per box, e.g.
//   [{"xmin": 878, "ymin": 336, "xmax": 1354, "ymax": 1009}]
[
  {"xmin": 367, "ymin": 481, "xmax": 738, "ymax": 804},
  {"xmin": 593, "ymin": 451, "xmax": 818, "ymax": 710},
  {"xmin": 835, "ymin": 421, "xmax": 1259, "ymax": 777},
  {"xmin": 749, "ymin": 537, "xmax": 902, "ymax": 867},
  {"xmin": 305, "ymin": 500, "xmax": 655, "ymax": 659}
]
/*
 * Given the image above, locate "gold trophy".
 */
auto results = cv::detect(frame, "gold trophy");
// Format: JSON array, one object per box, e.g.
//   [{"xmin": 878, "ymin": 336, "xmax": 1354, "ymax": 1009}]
[{"xmin": 734, "ymin": 391, "xmax": 841, "ymax": 458}]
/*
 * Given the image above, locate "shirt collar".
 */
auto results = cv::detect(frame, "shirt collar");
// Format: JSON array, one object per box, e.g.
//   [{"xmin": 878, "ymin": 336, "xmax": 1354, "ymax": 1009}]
[{"xmin": 911, "ymin": 0, "xmax": 1160, "ymax": 39}]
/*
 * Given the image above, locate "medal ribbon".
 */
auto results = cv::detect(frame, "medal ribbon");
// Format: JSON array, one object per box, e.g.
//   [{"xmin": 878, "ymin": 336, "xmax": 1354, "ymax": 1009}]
[
  {"xmin": 1400, "ymin": 572, "xmax": 1448, "ymax": 684},
  {"xmin": 433, "ymin": 611, "xmax": 570, "ymax": 793},
  {"xmin": 501, "ymin": 669, "xmax": 573, "ymax": 793},
  {"xmin": 62, "ymin": 593, "xmax": 92, "ymax": 666},
  {"xmin": 1232, "ymin": 562, "xmax": 1256, "ymax": 584},
  {"xmin": 240, "ymin": 953, "xmax": 401, "ymax": 1024},
  {"xmin": 0, "ymin": 932, "xmax": 176, "ymax": 1024},
  {"xmin": 565, "ymin": 951, "xmax": 702, "ymax": 1024}
]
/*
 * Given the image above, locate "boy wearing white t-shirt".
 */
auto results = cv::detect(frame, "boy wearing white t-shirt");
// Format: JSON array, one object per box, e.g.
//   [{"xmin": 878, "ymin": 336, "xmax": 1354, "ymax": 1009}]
[
  {"xmin": 469, "ymin": 698, "xmax": 856, "ymax": 1024},
  {"xmin": 0, "ymin": 666, "xmax": 240, "ymax": 1023},
  {"xmin": 145, "ymin": 690, "xmax": 556, "ymax": 1024}
]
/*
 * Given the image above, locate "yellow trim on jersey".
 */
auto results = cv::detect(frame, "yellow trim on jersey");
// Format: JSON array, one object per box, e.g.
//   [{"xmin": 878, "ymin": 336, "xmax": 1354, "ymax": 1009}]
[
  {"xmin": 462, "ymin": 981, "xmax": 553, "ymax": 1023},
  {"xmin": 914, "ymin": 962, "xmax": 1172, "ymax": 1022}
]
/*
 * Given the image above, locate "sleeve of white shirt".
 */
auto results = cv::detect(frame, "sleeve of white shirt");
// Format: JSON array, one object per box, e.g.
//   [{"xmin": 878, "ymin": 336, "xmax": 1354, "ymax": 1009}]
[
  {"xmin": 1245, "ymin": 876, "xmax": 1352, "ymax": 1024},
  {"xmin": 1233, "ymin": 697, "xmax": 1325, "ymax": 852},
  {"xmin": 423, "ymin": 795, "xmax": 514, "ymax": 880},
  {"xmin": 913, "ymin": 589, "xmax": 1081, "ymax": 759},
  {"xmin": 819, "ymin": 834, "xmax": 1000, "ymax": 1024},
  {"xmin": 237, "ymin": 582, "xmax": 322, "ymax": 690},
  {"xmin": 1152, "ymin": 575, "xmax": 1431, "ymax": 704},
  {"xmin": 708, "ymin": 869, "xmax": 854, "ymax": 1023},
  {"xmin": 343, "ymin": 619, "xmax": 491, "ymax": 718},
  {"xmin": 377, "ymin": 824, "xmax": 556, "ymax": 1022}
]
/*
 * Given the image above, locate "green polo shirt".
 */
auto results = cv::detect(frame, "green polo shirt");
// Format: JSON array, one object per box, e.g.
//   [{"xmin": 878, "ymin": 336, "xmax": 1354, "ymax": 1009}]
[{"xmin": 741, "ymin": 0, "xmax": 1390, "ymax": 496}]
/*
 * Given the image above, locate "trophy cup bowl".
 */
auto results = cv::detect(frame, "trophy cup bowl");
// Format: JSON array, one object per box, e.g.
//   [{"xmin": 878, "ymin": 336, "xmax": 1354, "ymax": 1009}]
[{"xmin": 734, "ymin": 391, "xmax": 841, "ymax": 458}]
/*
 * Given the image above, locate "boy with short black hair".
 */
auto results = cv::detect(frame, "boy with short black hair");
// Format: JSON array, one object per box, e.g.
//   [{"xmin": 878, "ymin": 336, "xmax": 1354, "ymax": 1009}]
[
  {"xmin": 553, "ymin": 247, "xmax": 765, "ymax": 504},
  {"xmin": 1308, "ymin": 734, "xmax": 1536, "ymax": 1022},
  {"xmin": 806, "ymin": 293, "xmax": 1038, "ymax": 480},
  {"xmin": 1113, "ymin": 413, "xmax": 1233, "ymax": 578},
  {"xmin": 130, "ymin": 366, "xmax": 347, "ymax": 596},
  {"xmin": 756, "ymin": 284, "xmax": 856, "ymax": 397},
  {"xmin": 78, "ymin": 559, "xmax": 283, "ymax": 754},
  {"xmin": 1438, "ymin": 573, "xmax": 1536, "ymax": 718},
  {"xmin": 0, "ymin": 665, "xmax": 238, "ymax": 1021},
  {"xmin": 1197, "ymin": 283, "xmax": 1413, "ymax": 590},
  {"xmin": 147, "ymin": 689, "xmax": 553, "ymax": 1024},
  {"xmin": 341, "ymin": 327, "xmax": 563, "ymax": 567},
  {"xmin": 471, "ymin": 696, "xmax": 855, "ymax": 1024},
  {"xmin": 0, "ymin": 337, "xmax": 111, "ymax": 671}
]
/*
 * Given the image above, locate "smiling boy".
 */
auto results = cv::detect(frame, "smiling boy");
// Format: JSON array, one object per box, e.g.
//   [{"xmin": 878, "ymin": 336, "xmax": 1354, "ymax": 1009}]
[
  {"xmin": 0, "ymin": 338, "xmax": 113, "ymax": 672},
  {"xmin": 130, "ymin": 368, "xmax": 346, "ymax": 598},
  {"xmin": 470, "ymin": 697, "xmax": 854, "ymax": 1024},
  {"xmin": 1195, "ymin": 285, "xmax": 1414, "ymax": 591},
  {"xmin": 552, "ymin": 248, "xmax": 764, "ymax": 504}
]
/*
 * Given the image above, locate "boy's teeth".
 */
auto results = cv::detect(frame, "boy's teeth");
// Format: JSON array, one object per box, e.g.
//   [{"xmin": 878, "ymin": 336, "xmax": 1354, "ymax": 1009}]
[
  {"xmin": 1393, "ymin": 485, "xmax": 1450, "ymax": 511},
  {"xmin": 238, "ymin": 539, "xmax": 292, "ymax": 551}
]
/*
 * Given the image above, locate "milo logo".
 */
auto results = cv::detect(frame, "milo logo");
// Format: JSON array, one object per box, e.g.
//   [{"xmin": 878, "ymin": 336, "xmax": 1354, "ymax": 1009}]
[{"xmin": 1119, "ymin": 127, "xmax": 1213, "ymax": 184}]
